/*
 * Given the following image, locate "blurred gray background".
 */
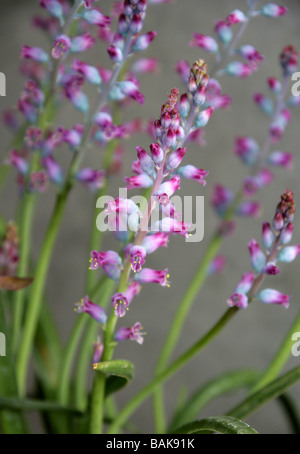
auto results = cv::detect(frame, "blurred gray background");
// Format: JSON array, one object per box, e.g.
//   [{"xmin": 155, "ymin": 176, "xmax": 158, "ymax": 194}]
[{"xmin": 1, "ymin": 0, "xmax": 300, "ymax": 434}]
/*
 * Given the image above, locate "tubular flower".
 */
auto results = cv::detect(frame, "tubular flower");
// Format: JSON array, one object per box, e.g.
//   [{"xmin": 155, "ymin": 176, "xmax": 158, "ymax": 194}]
[
  {"xmin": 115, "ymin": 322, "xmax": 145, "ymax": 344},
  {"xmin": 111, "ymin": 282, "xmax": 141, "ymax": 318},
  {"xmin": 134, "ymin": 267, "xmax": 170, "ymax": 287},
  {"xmin": 227, "ymin": 191, "xmax": 298, "ymax": 311},
  {"xmin": 75, "ymin": 296, "xmax": 107, "ymax": 324},
  {"xmin": 89, "ymin": 250, "xmax": 123, "ymax": 281}
]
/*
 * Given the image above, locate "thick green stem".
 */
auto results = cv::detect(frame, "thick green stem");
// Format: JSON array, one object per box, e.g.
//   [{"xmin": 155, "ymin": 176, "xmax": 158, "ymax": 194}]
[
  {"xmin": 74, "ymin": 279, "xmax": 115, "ymax": 412},
  {"xmin": 12, "ymin": 191, "xmax": 37, "ymax": 352},
  {"xmin": 89, "ymin": 308, "xmax": 118, "ymax": 434},
  {"xmin": 153, "ymin": 233, "xmax": 223, "ymax": 432},
  {"xmin": 250, "ymin": 309, "xmax": 300, "ymax": 394},
  {"xmin": 107, "ymin": 307, "xmax": 238, "ymax": 434},
  {"xmin": 0, "ymin": 292, "xmax": 28, "ymax": 433},
  {"xmin": 16, "ymin": 183, "xmax": 71, "ymax": 396}
]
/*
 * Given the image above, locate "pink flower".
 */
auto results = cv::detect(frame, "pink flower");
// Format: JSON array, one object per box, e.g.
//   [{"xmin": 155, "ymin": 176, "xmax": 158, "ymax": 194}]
[
  {"xmin": 189, "ymin": 34, "xmax": 219, "ymax": 53},
  {"xmin": 124, "ymin": 174, "xmax": 153, "ymax": 190},
  {"xmin": 248, "ymin": 239, "xmax": 266, "ymax": 272},
  {"xmin": 257, "ymin": 289, "xmax": 290, "ymax": 309},
  {"xmin": 52, "ymin": 35, "xmax": 71, "ymax": 59},
  {"xmin": 75, "ymin": 296, "xmax": 107, "ymax": 324},
  {"xmin": 21, "ymin": 45, "xmax": 49, "ymax": 63},
  {"xmin": 111, "ymin": 282, "xmax": 141, "ymax": 318},
  {"xmin": 115, "ymin": 322, "xmax": 145, "ymax": 345},
  {"xmin": 129, "ymin": 246, "xmax": 146, "ymax": 273},
  {"xmin": 89, "ymin": 250, "xmax": 123, "ymax": 280},
  {"xmin": 134, "ymin": 268, "xmax": 170, "ymax": 287},
  {"xmin": 227, "ymin": 293, "xmax": 248, "ymax": 309},
  {"xmin": 177, "ymin": 165, "xmax": 208, "ymax": 185}
]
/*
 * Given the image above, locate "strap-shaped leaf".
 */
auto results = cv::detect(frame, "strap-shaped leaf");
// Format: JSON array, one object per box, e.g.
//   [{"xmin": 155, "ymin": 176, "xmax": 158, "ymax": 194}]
[
  {"xmin": 169, "ymin": 369, "xmax": 258, "ymax": 431},
  {"xmin": 0, "ymin": 276, "xmax": 33, "ymax": 291},
  {"xmin": 172, "ymin": 415, "xmax": 259, "ymax": 434},
  {"xmin": 93, "ymin": 359, "xmax": 134, "ymax": 396},
  {"xmin": 228, "ymin": 364, "xmax": 300, "ymax": 420},
  {"xmin": 0, "ymin": 397, "xmax": 81, "ymax": 415},
  {"xmin": 0, "ymin": 293, "xmax": 28, "ymax": 433}
]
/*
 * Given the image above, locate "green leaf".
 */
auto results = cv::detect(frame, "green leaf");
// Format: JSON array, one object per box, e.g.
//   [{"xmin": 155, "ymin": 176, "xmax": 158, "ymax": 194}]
[
  {"xmin": 277, "ymin": 393, "xmax": 300, "ymax": 434},
  {"xmin": 0, "ymin": 292, "xmax": 28, "ymax": 433},
  {"xmin": 172, "ymin": 416, "xmax": 259, "ymax": 434},
  {"xmin": 93, "ymin": 359, "xmax": 134, "ymax": 396},
  {"xmin": 228, "ymin": 365, "xmax": 300, "ymax": 420},
  {"xmin": 0, "ymin": 397, "xmax": 81, "ymax": 415},
  {"xmin": 0, "ymin": 276, "xmax": 33, "ymax": 291},
  {"xmin": 169, "ymin": 369, "xmax": 258, "ymax": 431}
]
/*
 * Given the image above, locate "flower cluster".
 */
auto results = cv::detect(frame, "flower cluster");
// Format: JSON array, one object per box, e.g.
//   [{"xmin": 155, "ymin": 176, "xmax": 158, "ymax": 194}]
[
  {"xmin": 4, "ymin": 0, "xmax": 160, "ymax": 194},
  {"xmin": 77, "ymin": 59, "xmax": 214, "ymax": 349},
  {"xmin": 227, "ymin": 190, "xmax": 299, "ymax": 310},
  {"xmin": 188, "ymin": 3, "xmax": 288, "ymax": 79},
  {"xmin": 210, "ymin": 45, "xmax": 299, "ymax": 236}
]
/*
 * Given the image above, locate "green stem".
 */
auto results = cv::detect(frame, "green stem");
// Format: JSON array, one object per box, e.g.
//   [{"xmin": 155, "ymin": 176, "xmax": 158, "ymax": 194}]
[
  {"xmin": 153, "ymin": 233, "xmax": 223, "ymax": 432},
  {"xmin": 107, "ymin": 307, "xmax": 239, "ymax": 434},
  {"xmin": 250, "ymin": 309, "xmax": 300, "ymax": 394},
  {"xmin": 12, "ymin": 191, "xmax": 37, "ymax": 352},
  {"xmin": 89, "ymin": 371, "xmax": 106, "ymax": 434},
  {"xmin": 89, "ymin": 307, "xmax": 118, "ymax": 434},
  {"xmin": 74, "ymin": 279, "xmax": 116, "ymax": 412},
  {"xmin": 15, "ymin": 28, "xmax": 133, "ymax": 397},
  {"xmin": 0, "ymin": 292, "xmax": 28, "ymax": 433},
  {"xmin": 16, "ymin": 183, "xmax": 71, "ymax": 396}
]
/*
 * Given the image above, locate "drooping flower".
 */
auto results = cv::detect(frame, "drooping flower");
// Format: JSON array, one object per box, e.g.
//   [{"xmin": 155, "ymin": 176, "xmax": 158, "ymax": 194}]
[
  {"xmin": 72, "ymin": 59, "xmax": 102, "ymax": 85},
  {"xmin": 89, "ymin": 250, "xmax": 123, "ymax": 281},
  {"xmin": 76, "ymin": 168, "xmax": 105, "ymax": 192},
  {"xmin": 227, "ymin": 292, "xmax": 248, "ymax": 309},
  {"xmin": 129, "ymin": 245, "xmax": 146, "ymax": 273},
  {"xmin": 262, "ymin": 222, "xmax": 275, "ymax": 249},
  {"xmin": 134, "ymin": 267, "xmax": 170, "ymax": 287},
  {"xmin": 226, "ymin": 9, "xmax": 248, "ymax": 25},
  {"xmin": 70, "ymin": 33, "xmax": 96, "ymax": 53},
  {"xmin": 42, "ymin": 155, "xmax": 63, "ymax": 185},
  {"xmin": 277, "ymin": 245, "xmax": 300, "ymax": 263},
  {"xmin": 248, "ymin": 239, "xmax": 266, "ymax": 273},
  {"xmin": 75, "ymin": 296, "xmax": 107, "ymax": 324},
  {"xmin": 189, "ymin": 34, "xmax": 219, "ymax": 53},
  {"xmin": 259, "ymin": 4, "xmax": 288, "ymax": 18},
  {"xmin": 80, "ymin": 9, "xmax": 111, "ymax": 27},
  {"xmin": 92, "ymin": 340, "xmax": 104, "ymax": 364},
  {"xmin": 21, "ymin": 45, "xmax": 49, "ymax": 63},
  {"xmin": 150, "ymin": 218, "xmax": 191, "ymax": 238},
  {"xmin": 39, "ymin": 0, "xmax": 64, "ymax": 24},
  {"xmin": 257, "ymin": 288, "xmax": 290, "ymax": 308},
  {"xmin": 115, "ymin": 322, "xmax": 145, "ymax": 344},
  {"xmin": 111, "ymin": 282, "xmax": 141, "ymax": 317},
  {"xmin": 176, "ymin": 165, "xmax": 209, "ymax": 185},
  {"xmin": 52, "ymin": 34, "xmax": 71, "ymax": 59}
]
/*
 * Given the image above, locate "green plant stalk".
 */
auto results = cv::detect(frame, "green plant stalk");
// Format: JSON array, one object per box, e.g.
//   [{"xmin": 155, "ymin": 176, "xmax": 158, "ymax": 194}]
[
  {"xmin": 12, "ymin": 191, "xmax": 37, "ymax": 353},
  {"xmin": 16, "ymin": 28, "xmax": 136, "ymax": 397},
  {"xmin": 107, "ymin": 306, "xmax": 239, "ymax": 434},
  {"xmin": 58, "ymin": 277, "xmax": 116, "ymax": 408},
  {"xmin": 16, "ymin": 181, "xmax": 72, "ymax": 396},
  {"xmin": 250, "ymin": 309, "xmax": 300, "ymax": 394},
  {"xmin": 152, "ymin": 186, "xmax": 242, "ymax": 432},
  {"xmin": 152, "ymin": 61, "xmax": 290, "ymax": 433},
  {"xmin": 0, "ymin": 292, "xmax": 28, "ymax": 433},
  {"xmin": 59, "ymin": 136, "xmax": 119, "ymax": 409},
  {"xmin": 153, "ymin": 232, "xmax": 223, "ymax": 432},
  {"xmin": 10, "ymin": 0, "xmax": 83, "ymax": 356},
  {"xmin": 89, "ymin": 304, "xmax": 119, "ymax": 434},
  {"xmin": 74, "ymin": 279, "xmax": 116, "ymax": 412}
]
